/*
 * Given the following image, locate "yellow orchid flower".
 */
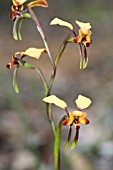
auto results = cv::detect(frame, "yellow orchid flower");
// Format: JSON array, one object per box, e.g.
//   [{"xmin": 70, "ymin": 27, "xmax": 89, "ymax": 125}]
[
  {"xmin": 43, "ymin": 94, "xmax": 91, "ymax": 127},
  {"xmin": 43, "ymin": 95, "xmax": 91, "ymax": 149},
  {"xmin": 10, "ymin": 0, "xmax": 48, "ymax": 21},
  {"xmin": 7, "ymin": 48, "xmax": 47, "ymax": 69},
  {"xmin": 73, "ymin": 20, "xmax": 92, "ymax": 47},
  {"xmin": 62, "ymin": 110, "xmax": 90, "ymax": 128}
]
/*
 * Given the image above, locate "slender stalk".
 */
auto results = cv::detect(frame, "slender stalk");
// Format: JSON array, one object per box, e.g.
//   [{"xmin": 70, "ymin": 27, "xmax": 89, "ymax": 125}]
[
  {"xmin": 47, "ymin": 35, "xmax": 70, "ymax": 170},
  {"xmin": 35, "ymin": 68, "xmax": 56, "ymax": 135},
  {"xmin": 46, "ymin": 34, "xmax": 71, "ymax": 138},
  {"xmin": 48, "ymin": 34, "xmax": 71, "ymax": 94},
  {"xmin": 46, "ymin": 103, "xmax": 56, "ymax": 136},
  {"xmin": 35, "ymin": 68, "xmax": 49, "ymax": 96},
  {"xmin": 27, "ymin": 5, "xmax": 54, "ymax": 66}
]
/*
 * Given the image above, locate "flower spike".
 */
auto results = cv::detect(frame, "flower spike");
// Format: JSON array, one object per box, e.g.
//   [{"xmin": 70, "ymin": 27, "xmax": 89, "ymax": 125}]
[{"xmin": 74, "ymin": 20, "xmax": 92, "ymax": 47}]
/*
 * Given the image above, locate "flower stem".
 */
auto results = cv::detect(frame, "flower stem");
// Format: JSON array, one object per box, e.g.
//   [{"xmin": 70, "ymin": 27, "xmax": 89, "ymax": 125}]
[
  {"xmin": 27, "ymin": 5, "xmax": 54, "ymax": 66},
  {"xmin": 45, "ymin": 34, "xmax": 71, "ymax": 138},
  {"xmin": 48, "ymin": 34, "xmax": 71, "ymax": 93},
  {"xmin": 35, "ymin": 68, "xmax": 49, "ymax": 96}
]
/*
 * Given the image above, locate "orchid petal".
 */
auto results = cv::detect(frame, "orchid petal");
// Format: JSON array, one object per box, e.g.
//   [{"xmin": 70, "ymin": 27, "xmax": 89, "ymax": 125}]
[
  {"xmin": 50, "ymin": 18, "xmax": 73, "ymax": 31},
  {"xmin": 21, "ymin": 48, "xmax": 47, "ymax": 59},
  {"xmin": 62, "ymin": 115, "xmax": 74, "ymax": 126},
  {"xmin": 75, "ymin": 95, "xmax": 92, "ymax": 109},
  {"xmin": 71, "ymin": 125, "xmax": 80, "ymax": 149},
  {"xmin": 76, "ymin": 20, "xmax": 91, "ymax": 30},
  {"xmin": 28, "ymin": 0, "xmax": 48, "ymax": 8},
  {"xmin": 13, "ymin": 0, "xmax": 27, "ymax": 6},
  {"xmin": 71, "ymin": 111, "xmax": 87, "ymax": 117},
  {"xmin": 78, "ymin": 117, "xmax": 90, "ymax": 124},
  {"xmin": 43, "ymin": 95, "xmax": 67, "ymax": 109}
]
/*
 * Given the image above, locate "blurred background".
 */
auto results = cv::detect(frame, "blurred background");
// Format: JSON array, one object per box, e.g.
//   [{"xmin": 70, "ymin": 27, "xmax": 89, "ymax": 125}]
[{"xmin": 1, "ymin": 0, "xmax": 113, "ymax": 169}]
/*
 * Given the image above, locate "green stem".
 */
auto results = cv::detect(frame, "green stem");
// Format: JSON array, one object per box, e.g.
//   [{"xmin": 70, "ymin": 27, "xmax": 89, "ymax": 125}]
[
  {"xmin": 27, "ymin": 5, "xmax": 54, "ymax": 66},
  {"xmin": 48, "ymin": 34, "xmax": 71, "ymax": 94},
  {"xmin": 46, "ymin": 103, "xmax": 56, "ymax": 136},
  {"xmin": 54, "ymin": 116, "xmax": 67, "ymax": 170},
  {"xmin": 35, "ymin": 68, "xmax": 48, "ymax": 96},
  {"xmin": 46, "ymin": 34, "xmax": 71, "ymax": 137}
]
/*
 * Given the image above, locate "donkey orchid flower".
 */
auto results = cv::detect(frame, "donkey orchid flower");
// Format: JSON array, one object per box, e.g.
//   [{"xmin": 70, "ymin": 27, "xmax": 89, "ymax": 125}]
[
  {"xmin": 73, "ymin": 20, "xmax": 92, "ymax": 47},
  {"xmin": 43, "ymin": 95, "xmax": 92, "ymax": 149}
]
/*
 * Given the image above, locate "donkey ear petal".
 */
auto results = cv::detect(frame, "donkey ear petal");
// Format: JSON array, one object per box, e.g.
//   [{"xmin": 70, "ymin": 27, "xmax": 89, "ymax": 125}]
[
  {"xmin": 50, "ymin": 17, "xmax": 73, "ymax": 30},
  {"xmin": 75, "ymin": 95, "xmax": 92, "ymax": 109},
  {"xmin": 43, "ymin": 95, "xmax": 67, "ymax": 109}
]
